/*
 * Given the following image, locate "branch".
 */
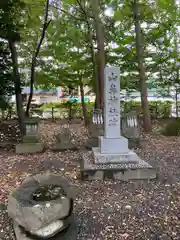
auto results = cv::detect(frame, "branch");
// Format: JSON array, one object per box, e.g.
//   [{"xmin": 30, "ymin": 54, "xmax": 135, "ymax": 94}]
[
  {"xmin": 34, "ymin": 0, "xmax": 51, "ymax": 59},
  {"xmin": 76, "ymin": 0, "xmax": 93, "ymax": 23},
  {"xmin": 51, "ymin": 4, "xmax": 85, "ymax": 22},
  {"xmin": 26, "ymin": 0, "xmax": 51, "ymax": 116}
]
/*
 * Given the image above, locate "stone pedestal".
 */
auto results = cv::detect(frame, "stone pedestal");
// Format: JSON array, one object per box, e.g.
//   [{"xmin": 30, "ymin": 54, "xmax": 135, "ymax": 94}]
[
  {"xmin": 16, "ymin": 142, "xmax": 44, "ymax": 154},
  {"xmin": 16, "ymin": 134, "xmax": 44, "ymax": 154},
  {"xmin": 81, "ymin": 66, "xmax": 156, "ymax": 181},
  {"xmin": 80, "ymin": 151, "xmax": 156, "ymax": 181},
  {"xmin": 92, "ymin": 136, "xmax": 138, "ymax": 164},
  {"xmin": 99, "ymin": 136, "xmax": 128, "ymax": 154}
]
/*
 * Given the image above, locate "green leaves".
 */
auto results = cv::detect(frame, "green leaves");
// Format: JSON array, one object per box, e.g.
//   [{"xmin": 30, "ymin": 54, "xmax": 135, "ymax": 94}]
[
  {"xmin": 0, "ymin": 40, "xmax": 14, "ymax": 110},
  {"xmin": 0, "ymin": 0, "xmax": 25, "ymax": 41},
  {"xmin": 1, "ymin": 0, "xmax": 178, "ymax": 96}
]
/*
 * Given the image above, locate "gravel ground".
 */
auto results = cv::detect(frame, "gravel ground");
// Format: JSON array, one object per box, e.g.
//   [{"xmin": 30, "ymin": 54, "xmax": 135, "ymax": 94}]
[{"xmin": 0, "ymin": 121, "xmax": 180, "ymax": 240}]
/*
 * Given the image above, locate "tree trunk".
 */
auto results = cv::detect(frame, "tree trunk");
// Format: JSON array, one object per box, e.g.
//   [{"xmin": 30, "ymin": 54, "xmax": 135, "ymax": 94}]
[
  {"xmin": 79, "ymin": 77, "xmax": 88, "ymax": 126},
  {"xmin": 76, "ymin": 0, "xmax": 101, "ymax": 108},
  {"xmin": 133, "ymin": 0, "xmax": 152, "ymax": 132},
  {"xmin": 175, "ymin": 86, "xmax": 178, "ymax": 118},
  {"xmin": 26, "ymin": 0, "xmax": 51, "ymax": 116},
  {"xmin": 90, "ymin": 0, "xmax": 105, "ymax": 110},
  {"xmin": 26, "ymin": 59, "xmax": 35, "ymax": 117},
  {"xmin": 88, "ymin": 26, "xmax": 100, "ymax": 108},
  {"xmin": 8, "ymin": 40, "xmax": 25, "ymax": 136},
  {"xmin": 174, "ymin": 33, "xmax": 179, "ymax": 119}
]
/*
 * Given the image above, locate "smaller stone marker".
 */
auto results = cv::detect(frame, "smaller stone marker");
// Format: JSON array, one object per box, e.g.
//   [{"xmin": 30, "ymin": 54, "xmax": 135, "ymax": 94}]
[
  {"xmin": 16, "ymin": 118, "xmax": 44, "ymax": 154},
  {"xmin": 86, "ymin": 109, "xmax": 104, "ymax": 149},
  {"xmin": 51, "ymin": 120, "xmax": 77, "ymax": 151},
  {"xmin": 121, "ymin": 111, "xmax": 141, "ymax": 149}
]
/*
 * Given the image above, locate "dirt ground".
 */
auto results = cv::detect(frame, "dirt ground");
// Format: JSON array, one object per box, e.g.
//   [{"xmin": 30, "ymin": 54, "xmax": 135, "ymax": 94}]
[{"xmin": 0, "ymin": 121, "xmax": 180, "ymax": 240}]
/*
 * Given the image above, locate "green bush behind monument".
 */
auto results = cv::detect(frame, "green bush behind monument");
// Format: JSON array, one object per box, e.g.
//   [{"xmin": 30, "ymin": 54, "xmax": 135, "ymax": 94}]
[{"xmin": 33, "ymin": 100, "xmax": 172, "ymax": 119}]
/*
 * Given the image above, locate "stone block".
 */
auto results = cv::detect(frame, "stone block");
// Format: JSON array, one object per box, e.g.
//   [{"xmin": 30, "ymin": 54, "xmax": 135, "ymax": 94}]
[
  {"xmin": 92, "ymin": 147, "xmax": 139, "ymax": 164},
  {"xmin": 128, "ymin": 138, "xmax": 141, "ymax": 149},
  {"xmin": 23, "ymin": 135, "xmax": 39, "ymax": 143},
  {"xmin": 87, "ymin": 170, "xmax": 104, "ymax": 180},
  {"xmin": 99, "ymin": 136, "xmax": 129, "ymax": 154},
  {"xmin": 56, "ymin": 132, "xmax": 72, "ymax": 144},
  {"xmin": 51, "ymin": 143, "xmax": 77, "ymax": 152},
  {"xmin": 16, "ymin": 143, "xmax": 44, "ymax": 154},
  {"xmin": 113, "ymin": 168, "xmax": 156, "ymax": 180},
  {"xmin": 85, "ymin": 138, "xmax": 98, "ymax": 149},
  {"xmin": 89, "ymin": 124, "xmax": 104, "ymax": 138}
]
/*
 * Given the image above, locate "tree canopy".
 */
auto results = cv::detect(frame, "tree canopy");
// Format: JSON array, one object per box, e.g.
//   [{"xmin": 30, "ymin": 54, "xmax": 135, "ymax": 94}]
[{"xmin": 0, "ymin": 0, "xmax": 179, "ymax": 131}]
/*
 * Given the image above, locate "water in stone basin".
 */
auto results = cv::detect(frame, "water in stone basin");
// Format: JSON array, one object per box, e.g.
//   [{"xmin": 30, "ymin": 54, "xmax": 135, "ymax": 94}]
[{"xmin": 32, "ymin": 185, "xmax": 66, "ymax": 201}]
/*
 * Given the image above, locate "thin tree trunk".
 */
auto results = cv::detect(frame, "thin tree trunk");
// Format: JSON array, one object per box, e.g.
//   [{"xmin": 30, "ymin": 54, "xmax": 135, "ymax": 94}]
[
  {"xmin": 90, "ymin": 0, "xmax": 105, "ymax": 110},
  {"xmin": 76, "ymin": 0, "xmax": 101, "ymax": 108},
  {"xmin": 175, "ymin": 86, "xmax": 178, "ymax": 118},
  {"xmin": 79, "ymin": 76, "xmax": 88, "ymax": 126},
  {"xmin": 8, "ymin": 40, "xmax": 25, "ymax": 136},
  {"xmin": 88, "ymin": 29, "xmax": 100, "ymax": 108},
  {"xmin": 133, "ymin": 0, "xmax": 152, "ymax": 132},
  {"xmin": 26, "ymin": 0, "xmax": 51, "ymax": 116},
  {"xmin": 174, "ymin": 33, "xmax": 179, "ymax": 119}
]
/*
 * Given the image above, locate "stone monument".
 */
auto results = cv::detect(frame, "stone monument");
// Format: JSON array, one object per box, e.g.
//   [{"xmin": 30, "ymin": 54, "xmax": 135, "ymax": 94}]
[
  {"xmin": 80, "ymin": 66, "xmax": 156, "ymax": 181},
  {"xmin": 92, "ymin": 66, "xmax": 139, "ymax": 164}
]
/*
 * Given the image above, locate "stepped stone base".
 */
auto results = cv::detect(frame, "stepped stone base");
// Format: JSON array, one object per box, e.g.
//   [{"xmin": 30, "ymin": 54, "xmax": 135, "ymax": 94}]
[
  {"xmin": 16, "ymin": 143, "xmax": 45, "ymax": 154},
  {"xmin": 80, "ymin": 151, "xmax": 156, "ymax": 181}
]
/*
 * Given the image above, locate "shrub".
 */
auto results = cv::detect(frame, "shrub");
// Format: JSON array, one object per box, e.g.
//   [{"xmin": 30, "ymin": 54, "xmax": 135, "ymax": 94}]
[
  {"xmin": 33, "ymin": 100, "xmax": 172, "ymax": 119},
  {"xmin": 121, "ymin": 100, "xmax": 172, "ymax": 119},
  {"xmin": 162, "ymin": 119, "xmax": 180, "ymax": 136}
]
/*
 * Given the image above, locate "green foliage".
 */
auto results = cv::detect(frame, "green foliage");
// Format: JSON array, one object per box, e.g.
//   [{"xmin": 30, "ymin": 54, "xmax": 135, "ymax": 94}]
[
  {"xmin": 37, "ymin": 101, "xmax": 94, "ymax": 119},
  {"xmin": 122, "ymin": 101, "xmax": 172, "ymax": 119},
  {"xmin": 162, "ymin": 119, "xmax": 180, "ymax": 136},
  {"xmin": 0, "ymin": 40, "xmax": 14, "ymax": 111},
  {"xmin": 3, "ymin": 0, "xmax": 177, "ymax": 100},
  {"xmin": 0, "ymin": 0, "xmax": 25, "ymax": 41},
  {"xmin": 0, "ymin": 41, "xmax": 14, "ymax": 95},
  {"xmin": 34, "ymin": 100, "xmax": 172, "ymax": 120},
  {"xmin": 1, "ymin": 0, "xmax": 180, "ymax": 118},
  {"xmin": 0, "ymin": 97, "xmax": 12, "ymax": 112}
]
